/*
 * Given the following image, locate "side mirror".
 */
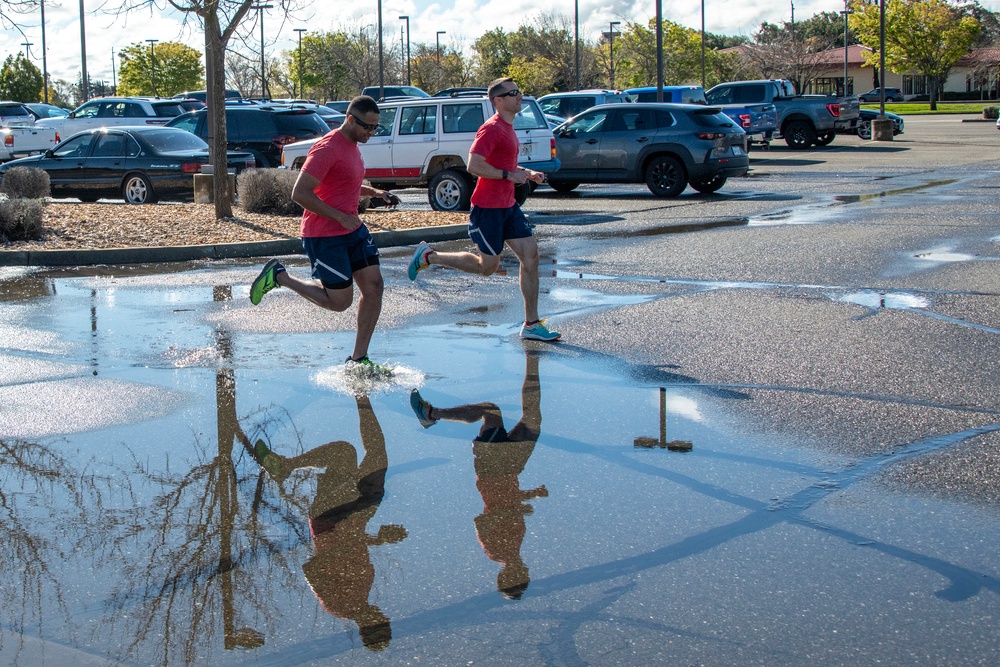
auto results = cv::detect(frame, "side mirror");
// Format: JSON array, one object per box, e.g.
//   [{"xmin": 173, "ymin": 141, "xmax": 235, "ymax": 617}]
[
  {"xmin": 68, "ymin": 112, "xmax": 76, "ymax": 118},
  {"xmin": 44, "ymin": 149, "xmax": 54, "ymax": 158}
]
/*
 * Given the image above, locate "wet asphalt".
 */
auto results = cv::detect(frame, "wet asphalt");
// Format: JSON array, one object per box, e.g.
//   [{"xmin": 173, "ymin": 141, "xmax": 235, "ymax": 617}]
[{"xmin": 0, "ymin": 116, "xmax": 998, "ymax": 665}]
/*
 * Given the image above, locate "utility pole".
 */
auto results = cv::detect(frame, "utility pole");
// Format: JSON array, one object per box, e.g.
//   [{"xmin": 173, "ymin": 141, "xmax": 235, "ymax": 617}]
[
  {"xmin": 607, "ymin": 22, "xmax": 620, "ymax": 89},
  {"xmin": 399, "ymin": 16, "xmax": 410, "ymax": 86},
  {"xmin": 40, "ymin": 0, "xmax": 49, "ymax": 102},
  {"xmin": 79, "ymin": 0, "xmax": 88, "ymax": 101},
  {"xmin": 250, "ymin": 4, "xmax": 273, "ymax": 99},
  {"xmin": 146, "ymin": 39, "xmax": 158, "ymax": 96},
  {"xmin": 294, "ymin": 28, "xmax": 306, "ymax": 99}
]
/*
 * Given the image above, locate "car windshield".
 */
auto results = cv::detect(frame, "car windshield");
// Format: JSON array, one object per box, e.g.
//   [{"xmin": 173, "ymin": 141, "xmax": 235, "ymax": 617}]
[
  {"xmin": 274, "ymin": 112, "xmax": 330, "ymax": 137},
  {"xmin": 141, "ymin": 129, "xmax": 209, "ymax": 152},
  {"xmin": 514, "ymin": 101, "xmax": 550, "ymax": 130},
  {"xmin": 688, "ymin": 108, "xmax": 737, "ymax": 128}
]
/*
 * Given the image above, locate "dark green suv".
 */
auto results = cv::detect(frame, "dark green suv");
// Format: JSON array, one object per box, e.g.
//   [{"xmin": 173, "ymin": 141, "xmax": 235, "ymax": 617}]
[{"xmin": 165, "ymin": 106, "xmax": 330, "ymax": 167}]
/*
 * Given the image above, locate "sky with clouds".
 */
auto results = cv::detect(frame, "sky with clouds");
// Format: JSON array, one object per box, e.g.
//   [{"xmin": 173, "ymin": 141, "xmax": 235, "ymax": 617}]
[{"xmin": 6, "ymin": 0, "xmax": 1000, "ymax": 94}]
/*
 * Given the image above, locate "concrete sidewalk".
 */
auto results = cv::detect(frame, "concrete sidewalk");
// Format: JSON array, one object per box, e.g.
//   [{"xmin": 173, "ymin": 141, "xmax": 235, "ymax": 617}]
[{"xmin": 0, "ymin": 223, "xmax": 470, "ymax": 267}]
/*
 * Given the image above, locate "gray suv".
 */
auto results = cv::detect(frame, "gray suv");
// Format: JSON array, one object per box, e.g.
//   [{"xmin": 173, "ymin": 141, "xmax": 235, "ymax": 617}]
[
  {"xmin": 538, "ymin": 89, "xmax": 632, "ymax": 119},
  {"xmin": 548, "ymin": 103, "xmax": 749, "ymax": 197}
]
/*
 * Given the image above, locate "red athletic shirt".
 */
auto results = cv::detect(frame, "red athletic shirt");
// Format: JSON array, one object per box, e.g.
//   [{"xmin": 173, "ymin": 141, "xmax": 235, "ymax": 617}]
[
  {"xmin": 300, "ymin": 130, "xmax": 365, "ymax": 237},
  {"xmin": 470, "ymin": 113, "xmax": 518, "ymax": 209}
]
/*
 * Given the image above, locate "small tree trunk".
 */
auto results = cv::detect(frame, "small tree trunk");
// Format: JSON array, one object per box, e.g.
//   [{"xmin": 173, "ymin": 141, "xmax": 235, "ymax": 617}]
[
  {"xmin": 205, "ymin": 19, "xmax": 233, "ymax": 219},
  {"xmin": 929, "ymin": 75, "xmax": 938, "ymax": 112}
]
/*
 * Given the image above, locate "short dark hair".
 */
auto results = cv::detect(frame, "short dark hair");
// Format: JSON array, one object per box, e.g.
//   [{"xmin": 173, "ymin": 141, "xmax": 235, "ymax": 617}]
[
  {"xmin": 348, "ymin": 95, "xmax": 379, "ymax": 116},
  {"xmin": 488, "ymin": 78, "xmax": 515, "ymax": 100}
]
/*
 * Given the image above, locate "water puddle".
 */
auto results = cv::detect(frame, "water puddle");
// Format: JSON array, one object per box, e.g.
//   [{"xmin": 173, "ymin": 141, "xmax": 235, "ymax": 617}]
[
  {"xmin": 1, "ymin": 267, "xmax": 998, "ymax": 665},
  {"xmin": 748, "ymin": 179, "xmax": 961, "ymax": 226}
]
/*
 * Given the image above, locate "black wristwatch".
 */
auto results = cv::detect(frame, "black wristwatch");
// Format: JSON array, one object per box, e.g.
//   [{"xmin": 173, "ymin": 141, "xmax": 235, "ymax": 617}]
[{"xmin": 501, "ymin": 169, "xmax": 508, "ymax": 180}]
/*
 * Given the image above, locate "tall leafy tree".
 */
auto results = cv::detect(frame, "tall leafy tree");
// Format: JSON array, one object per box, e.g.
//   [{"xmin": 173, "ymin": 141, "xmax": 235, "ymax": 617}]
[
  {"xmin": 850, "ymin": 0, "xmax": 980, "ymax": 108},
  {"xmin": 473, "ymin": 28, "xmax": 514, "ymax": 83},
  {"xmin": 613, "ymin": 20, "xmax": 733, "ymax": 90},
  {"xmin": 0, "ymin": 52, "xmax": 43, "ymax": 101},
  {"xmin": 117, "ymin": 42, "xmax": 203, "ymax": 97}
]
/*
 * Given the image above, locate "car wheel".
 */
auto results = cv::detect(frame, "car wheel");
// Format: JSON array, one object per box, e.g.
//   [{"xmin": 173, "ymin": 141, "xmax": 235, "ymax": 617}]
[
  {"xmin": 783, "ymin": 120, "xmax": 816, "ymax": 149},
  {"xmin": 122, "ymin": 173, "xmax": 157, "ymax": 204},
  {"xmin": 549, "ymin": 181, "xmax": 580, "ymax": 193},
  {"xmin": 644, "ymin": 155, "xmax": 686, "ymax": 198},
  {"xmin": 814, "ymin": 131, "xmax": 835, "ymax": 146},
  {"xmin": 429, "ymin": 169, "xmax": 471, "ymax": 211},
  {"xmin": 857, "ymin": 120, "xmax": 872, "ymax": 140},
  {"xmin": 688, "ymin": 173, "xmax": 727, "ymax": 194},
  {"xmin": 514, "ymin": 181, "xmax": 531, "ymax": 206}
]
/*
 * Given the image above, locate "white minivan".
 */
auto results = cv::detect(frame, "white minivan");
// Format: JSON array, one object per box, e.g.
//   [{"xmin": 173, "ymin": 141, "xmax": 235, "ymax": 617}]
[{"xmin": 282, "ymin": 95, "xmax": 560, "ymax": 211}]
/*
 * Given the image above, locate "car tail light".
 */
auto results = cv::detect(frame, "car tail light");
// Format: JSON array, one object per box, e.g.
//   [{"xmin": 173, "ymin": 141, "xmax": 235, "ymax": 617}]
[
  {"xmin": 245, "ymin": 159, "xmax": 254, "ymax": 169},
  {"xmin": 4, "ymin": 134, "xmax": 12, "ymax": 148},
  {"xmin": 181, "ymin": 163, "xmax": 201, "ymax": 173},
  {"xmin": 826, "ymin": 102, "xmax": 841, "ymax": 117},
  {"xmin": 550, "ymin": 137, "xmax": 556, "ymax": 160},
  {"xmin": 696, "ymin": 133, "xmax": 726, "ymax": 140},
  {"xmin": 272, "ymin": 135, "xmax": 298, "ymax": 146},
  {"xmin": 737, "ymin": 114, "xmax": 751, "ymax": 128}
]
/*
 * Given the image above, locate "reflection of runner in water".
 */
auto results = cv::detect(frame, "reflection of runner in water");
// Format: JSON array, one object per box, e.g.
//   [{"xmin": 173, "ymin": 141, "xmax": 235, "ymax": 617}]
[
  {"xmin": 410, "ymin": 350, "xmax": 547, "ymax": 599},
  {"xmin": 251, "ymin": 395, "xmax": 404, "ymax": 651}
]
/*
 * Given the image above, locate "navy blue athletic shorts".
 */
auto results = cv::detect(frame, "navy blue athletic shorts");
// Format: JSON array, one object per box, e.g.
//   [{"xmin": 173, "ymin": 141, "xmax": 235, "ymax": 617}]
[
  {"xmin": 302, "ymin": 226, "xmax": 380, "ymax": 290},
  {"xmin": 468, "ymin": 204, "xmax": 533, "ymax": 256}
]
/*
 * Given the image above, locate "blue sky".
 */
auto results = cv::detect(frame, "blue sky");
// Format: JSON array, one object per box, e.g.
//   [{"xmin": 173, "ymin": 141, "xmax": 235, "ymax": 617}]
[{"xmin": 6, "ymin": 0, "xmax": 1000, "ymax": 95}]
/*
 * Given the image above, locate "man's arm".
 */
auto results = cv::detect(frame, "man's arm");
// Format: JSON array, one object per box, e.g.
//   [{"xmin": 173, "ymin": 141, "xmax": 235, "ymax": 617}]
[
  {"xmin": 467, "ymin": 152, "xmax": 546, "ymax": 185},
  {"xmin": 291, "ymin": 169, "xmax": 362, "ymax": 231}
]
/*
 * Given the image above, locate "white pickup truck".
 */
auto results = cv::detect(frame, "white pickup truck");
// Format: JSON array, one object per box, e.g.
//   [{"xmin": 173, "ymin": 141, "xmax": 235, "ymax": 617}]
[
  {"xmin": 281, "ymin": 94, "xmax": 560, "ymax": 211},
  {"xmin": 1, "ymin": 123, "xmax": 60, "ymax": 162}
]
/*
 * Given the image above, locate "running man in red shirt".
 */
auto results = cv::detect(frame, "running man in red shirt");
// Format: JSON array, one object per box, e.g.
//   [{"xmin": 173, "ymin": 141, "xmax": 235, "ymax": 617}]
[
  {"xmin": 406, "ymin": 78, "xmax": 560, "ymax": 342},
  {"xmin": 249, "ymin": 96, "xmax": 399, "ymax": 372}
]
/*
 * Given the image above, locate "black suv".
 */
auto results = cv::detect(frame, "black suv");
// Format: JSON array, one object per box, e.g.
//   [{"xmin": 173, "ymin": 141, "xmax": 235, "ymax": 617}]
[{"xmin": 165, "ymin": 106, "xmax": 329, "ymax": 167}]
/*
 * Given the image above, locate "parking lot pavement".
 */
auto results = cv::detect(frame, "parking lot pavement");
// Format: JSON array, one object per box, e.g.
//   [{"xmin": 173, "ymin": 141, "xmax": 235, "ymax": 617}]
[{"xmin": 1, "ymin": 115, "xmax": 998, "ymax": 665}]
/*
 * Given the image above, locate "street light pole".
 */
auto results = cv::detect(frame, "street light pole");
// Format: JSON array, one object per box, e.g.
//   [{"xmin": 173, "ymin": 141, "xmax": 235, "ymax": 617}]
[
  {"xmin": 294, "ymin": 28, "xmax": 306, "ymax": 99},
  {"xmin": 701, "ymin": 0, "xmax": 706, "ymax": 88},
  {"xmin": 608, "ymin": 22, "xmax": 620, "ymax": 89},
  {"xmin": 841, "ymin": 3, "xmax": 850, "ymax": 95},
  {"xmin": 40, "ymin": 0, "xmax": 49, "ymax": 103},
  {"xmin": 78, "ymin": 0, "xmax": 88, "ymax": 101},
  {"xmin": 399, "ymin": 16, "xmax": 410, "ymax": 86},
  {"xmin": 655, "ymin": 0, "xmax": 663, "ymax": 101},
  {"xmin": 250, "ymin": 4, "xmax": 273, "ymax": 99},
  {"xmin": 574, "ymin": 0, "xmax": 580, "ymax": 89},
  {"xmin": 146, "ymin": 39, "xmax": 158, "ymax": 96},
  {"xmin": 377, "ymin": 0, "xmax": 384, "ymax": 100},
  {"xmin": 436, "ymin": 30, "xmax": 446, "ymax": 89},
  {"xmin": 111, "ymin": 47, "xmax": 116, "ymax": 93}
]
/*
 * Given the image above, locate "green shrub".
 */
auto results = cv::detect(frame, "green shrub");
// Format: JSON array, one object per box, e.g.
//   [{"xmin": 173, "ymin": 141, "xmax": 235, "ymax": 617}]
[
  {"xmin": 236, "ymin": 167, "xmax": 372, "ymax": 215},
  {"xmin": 983, "ymin": 106, "xmax": 998, "ymax": 120},
  {"xmin": 0, "ymin": 197, "xmax": 44, "ymax": 242},
  {"xmin": 236, "ymin": 168, "xmax": 302, "ymax": 215},
  {"xmin": 0, "ymin": 166, "xmax": 50, "ymax": 199}
]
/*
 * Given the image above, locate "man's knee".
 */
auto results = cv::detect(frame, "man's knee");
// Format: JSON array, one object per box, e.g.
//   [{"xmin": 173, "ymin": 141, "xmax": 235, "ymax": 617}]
[
  {"xmin": 322, "ymin": 287, "xmax": 354, "ymax": 312},
  {"xmin": 480, "ymin": 256, "xmax": 502, "ymax": 276}
]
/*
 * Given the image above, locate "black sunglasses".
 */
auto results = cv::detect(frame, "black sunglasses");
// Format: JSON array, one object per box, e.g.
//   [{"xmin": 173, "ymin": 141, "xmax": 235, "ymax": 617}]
[
  {"xmin": 496, "ymin": 88, "xmax": 522, "ymax": 98},
  {"xmin": 351, "ymin": 114, "xmax": 380, "ymax": 132}
]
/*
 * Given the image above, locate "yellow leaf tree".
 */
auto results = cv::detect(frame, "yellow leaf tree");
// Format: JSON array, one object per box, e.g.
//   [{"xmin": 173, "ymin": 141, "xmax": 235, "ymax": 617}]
[{"xmin": 850, "ymin": 0, "xmax": 980, "ymax": 109}]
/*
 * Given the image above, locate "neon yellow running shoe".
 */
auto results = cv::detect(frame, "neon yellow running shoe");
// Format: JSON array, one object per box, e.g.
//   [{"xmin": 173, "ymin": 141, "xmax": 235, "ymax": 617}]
[{"xmin": 250, "ymin": 259, "xmax": 285, "ymax": 305}]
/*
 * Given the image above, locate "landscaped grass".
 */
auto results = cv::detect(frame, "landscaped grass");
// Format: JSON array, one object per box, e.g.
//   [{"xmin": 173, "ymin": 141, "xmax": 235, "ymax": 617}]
[{"xmin": 861, "ymin": 102, "xmax": 996, "ymax": 115}]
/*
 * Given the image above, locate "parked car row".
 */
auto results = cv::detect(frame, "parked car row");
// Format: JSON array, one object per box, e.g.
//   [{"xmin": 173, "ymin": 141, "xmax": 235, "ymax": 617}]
[{"xmin": 0, "ymin": 126, "xmax": 254, "ymax": 203}]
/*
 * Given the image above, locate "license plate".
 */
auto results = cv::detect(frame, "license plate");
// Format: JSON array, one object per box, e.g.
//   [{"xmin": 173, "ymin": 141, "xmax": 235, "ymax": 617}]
[
  {"xmin": 731, "ymin": 146, "xmax": 745, "ymax": 156},
  {"xmin": 520, "ymin": 144, "xmax": 531, "ymax": 156}
]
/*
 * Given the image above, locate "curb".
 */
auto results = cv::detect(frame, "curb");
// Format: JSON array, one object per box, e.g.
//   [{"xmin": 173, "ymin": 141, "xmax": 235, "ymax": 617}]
[{"xmin": 0, "ymin": 223, "xmax": 470, "ymax": 267}]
